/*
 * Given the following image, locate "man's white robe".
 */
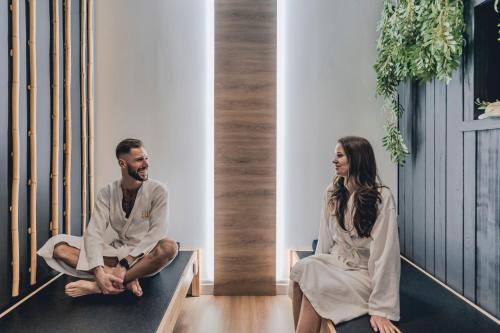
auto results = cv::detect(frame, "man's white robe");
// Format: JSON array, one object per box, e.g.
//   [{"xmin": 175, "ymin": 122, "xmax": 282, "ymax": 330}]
[{"xmin": 38, "ymin": 179, "xmax": 170, "ymax": 279}]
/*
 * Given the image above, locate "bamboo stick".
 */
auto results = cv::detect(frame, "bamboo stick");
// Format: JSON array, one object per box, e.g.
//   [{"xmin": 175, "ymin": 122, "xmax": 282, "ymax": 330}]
[
  {"xmin": 10, "ymin": 0, "xmax": 20, "ymax": 298},
  {"xmin": 28, "ymin": 0, "xmax": 38, "ymax": 286},
  {"xmin": 87, "ymin": 0, "xmax": 94, "ymax": 216},
  {"xmin": 51, "ymin": 0, "xmax": 60, "ymax": 236},
  {"xmin": 64, "ymin": 0, "xmax": 72, "ymax": 235},
  {"xmin": 80, "ymin": 0, "xmax": 87, "ymax": 233}
]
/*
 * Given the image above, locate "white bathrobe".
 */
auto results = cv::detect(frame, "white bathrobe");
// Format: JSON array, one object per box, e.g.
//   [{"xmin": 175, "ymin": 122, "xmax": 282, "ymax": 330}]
[
  {"xmin": 38, "ymin": 179, "xmax": 169, "ymax": 279},
  {"xmin": 290, "ymin": 184, "xmax": 400, "ymax": 324}
]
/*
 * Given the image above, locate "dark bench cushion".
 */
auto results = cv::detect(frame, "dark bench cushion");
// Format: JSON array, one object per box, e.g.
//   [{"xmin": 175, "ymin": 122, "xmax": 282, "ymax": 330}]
[
  {"xmin": 295, "ymin": 251, "xmax": 499, "ymax": 333},
  {"xmin": 0, "ymin": 250, "xmax": 193, "ymax": 333}
]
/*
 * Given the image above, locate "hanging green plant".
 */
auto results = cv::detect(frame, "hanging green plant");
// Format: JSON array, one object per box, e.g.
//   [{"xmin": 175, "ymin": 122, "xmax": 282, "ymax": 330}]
[{"xmin": 374, "ymin": 0, "xmax": 465, "ymax": 165}]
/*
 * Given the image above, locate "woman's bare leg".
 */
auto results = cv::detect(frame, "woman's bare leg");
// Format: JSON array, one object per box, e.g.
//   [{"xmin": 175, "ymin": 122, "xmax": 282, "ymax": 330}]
[
  {"xmin": 296, "ymin": 295, "xmax": 322, "ymax": 333},
  {"xmin": 292, "ymin": 281, "xmax": 303, "ymax": 329}
]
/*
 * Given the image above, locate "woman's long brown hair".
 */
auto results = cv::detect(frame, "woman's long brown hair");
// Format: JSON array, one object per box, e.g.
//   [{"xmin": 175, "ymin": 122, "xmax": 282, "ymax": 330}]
[{"xmin": 328, "ymin": 136, "xmax": 382, "ymax": 238}]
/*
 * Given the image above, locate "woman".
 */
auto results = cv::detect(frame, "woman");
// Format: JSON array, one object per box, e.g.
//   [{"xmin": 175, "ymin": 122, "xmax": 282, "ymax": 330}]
[{"xmin": 290, "ymin": 136, "xmax": 401, "ymax": 333}]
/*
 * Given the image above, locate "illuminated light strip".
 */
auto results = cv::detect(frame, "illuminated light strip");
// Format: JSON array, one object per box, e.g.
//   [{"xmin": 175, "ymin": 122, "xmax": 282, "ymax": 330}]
[
  {"xmin": 204, "ymin": 0, "xmax": 215, "ymax": 283},
  {"xmin": 276, "ymin": 0, "xmax": 286, "ymax": 283}
]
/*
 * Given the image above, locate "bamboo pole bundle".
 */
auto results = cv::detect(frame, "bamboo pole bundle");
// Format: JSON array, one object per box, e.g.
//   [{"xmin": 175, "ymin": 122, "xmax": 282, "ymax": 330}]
[
  {"xmin": 28, "ymin": 0, "xmax": 38, "ymax": 286},
  {"xmin": 51, "ymin": 0, "xmax": 60, "ymax": 236},
  {"xmin": 64, "ymin": 0, "xmax": 72, "ymax": 235},
  {"xmin": 80, "ymin": 0, "xmax": 87, "ymax": 233},
  {"xmin": 10, "ymin": 0, "xmax": 20, "ymax": 297},
  {"xmin": 87, "ymin": 0, "xmax": 94, "ymax": 216}
]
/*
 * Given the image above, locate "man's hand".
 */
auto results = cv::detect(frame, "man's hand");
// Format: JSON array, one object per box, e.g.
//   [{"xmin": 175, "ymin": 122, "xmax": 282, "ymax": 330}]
[
  {"xmin": 370, "ymin": 315, "xmax": 401, "ymax": 333},
  {"xmin": 94, "ymin": 266, "xmax": 124, "ymax": 295}
]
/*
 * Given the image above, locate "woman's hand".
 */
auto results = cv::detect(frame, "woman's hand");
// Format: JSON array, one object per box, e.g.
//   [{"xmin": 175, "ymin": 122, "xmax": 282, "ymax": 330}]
[{"xmin": 370, "ymin": 315, "xmax": 401, "ymax": 333}]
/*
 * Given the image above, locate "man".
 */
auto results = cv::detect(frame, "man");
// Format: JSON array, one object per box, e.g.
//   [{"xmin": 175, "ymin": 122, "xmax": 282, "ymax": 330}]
[{"xmin": 38, "ymin": 138, "xmax": 178, "ymax": 297}]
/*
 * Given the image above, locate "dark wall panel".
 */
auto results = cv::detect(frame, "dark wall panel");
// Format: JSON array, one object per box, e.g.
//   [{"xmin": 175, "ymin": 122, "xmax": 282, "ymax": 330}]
[
  {"xmin": 424, "ymin": 79, "xmax": 435, "ymax": 274},
  {"xmin": 70, "ymin": 0, "xmax": 82, "ymax": 236},
  {"xmin": 445, "ymin": 63, "xmax": 464, "ymax": 293},
  {"xmin": 476, "ymin": 129, "xmax": 500, "ymax": 318},
  {"xmin": 0, "ymin": 0, "xmax": 11, "ymax": 310},
  {"xmin": 433, "ymin": 80, "xmax": 447, "ymax": 282},
  {"xmin": 35, "ymin": 0, "xmax": 55, "ymax": 283},
  {"xmin": 413, "ymin": 83, "xmax": 426, "ymax": 267},
  {"xmin": 399, "ymin": 1, "xmax": 500, "ymax": 318},
  {"xmin": 0, "ymin": 0, "xmax": 86, "ymax": 312},
  {"xmin": 17, "ymin": 0, "xmax": 29, "ymax": 298}
]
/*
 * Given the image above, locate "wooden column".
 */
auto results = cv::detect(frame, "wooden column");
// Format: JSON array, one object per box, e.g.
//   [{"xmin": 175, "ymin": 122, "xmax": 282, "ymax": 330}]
[
  {"xmin": 87, "ymin": 0, "xmax": 94, "ymax": 217},
  {"xmin": 10, "ymin": 0, "xmax": 20, "ymax": 297},
  {"xmin": 63, "ymin": 0, "xmax": 71, "ymax": 235},
  {"xmin": 214, "ymin": 0, "xmax": 276, "ymax": 295}
]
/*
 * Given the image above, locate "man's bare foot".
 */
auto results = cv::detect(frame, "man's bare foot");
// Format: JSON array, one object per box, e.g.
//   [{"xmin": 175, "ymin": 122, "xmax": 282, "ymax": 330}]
[
  {"xmin": 126, "ymin": 279, "xmax": 143, "ymax": 297},
  {"xmin": 65, "ymin": 280, "xmax": 101, "ymax": 297}
]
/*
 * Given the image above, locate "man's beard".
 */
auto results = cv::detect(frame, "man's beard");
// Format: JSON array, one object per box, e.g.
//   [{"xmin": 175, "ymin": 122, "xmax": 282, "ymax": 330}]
[{"xmin": 127, "ymin": 164, "xmax": 148, "ymax": 182}]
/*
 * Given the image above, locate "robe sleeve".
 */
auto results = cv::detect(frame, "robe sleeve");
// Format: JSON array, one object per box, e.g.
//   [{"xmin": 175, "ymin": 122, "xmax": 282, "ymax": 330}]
[
  {"xmin": 316, "ymin": 184, "xmax": 334, "ymax": 254},
  {"xmin": 367, "ymin": 188, "xmax": 401, "ymax": 321},
  {"xmin": 83, "ymin": 187, "xmax": 111, "ymax": 270},
  {"xmin": 128, "ymin": 184, "xmax": 169, "ymax": 257}
]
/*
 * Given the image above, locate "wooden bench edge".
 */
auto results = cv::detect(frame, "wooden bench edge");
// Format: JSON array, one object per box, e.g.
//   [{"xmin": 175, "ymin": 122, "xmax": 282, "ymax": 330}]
[{"xmin": 156, "ymin": 249, "xmax": 200, "ymax": 333}]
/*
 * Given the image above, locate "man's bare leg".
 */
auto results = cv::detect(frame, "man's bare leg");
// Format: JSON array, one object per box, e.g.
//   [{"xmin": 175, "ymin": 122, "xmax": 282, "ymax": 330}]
[
  {"xmin": 53, "ymin": 242, "xmax": 122, "ymax": 297},
  {"xmin": 123, "ymin": 239, "xmax": 177, "ymax": 283},
  {"xmin": 53, "ymin": 239, "xmax": 176, "ymax": 297}
]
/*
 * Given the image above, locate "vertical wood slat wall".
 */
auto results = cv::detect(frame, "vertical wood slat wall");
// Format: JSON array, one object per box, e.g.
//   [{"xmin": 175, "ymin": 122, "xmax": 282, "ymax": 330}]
[
  {"xmin": 214, "ymin": 0, "xmax": 277, "ymax": 295},
  {"xmin": 398, "ymin": 0, "xmax": 500, "ymax": 319},
  {"xmin": 0, "ymin": 0, "xmax": 92, "ymax": 311}
]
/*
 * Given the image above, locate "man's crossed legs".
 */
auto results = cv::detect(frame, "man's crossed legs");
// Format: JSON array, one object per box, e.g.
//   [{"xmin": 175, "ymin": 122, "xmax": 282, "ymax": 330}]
[{"xmin": 52, "ymin": 239, "xmax": 178, "ymax": 297}]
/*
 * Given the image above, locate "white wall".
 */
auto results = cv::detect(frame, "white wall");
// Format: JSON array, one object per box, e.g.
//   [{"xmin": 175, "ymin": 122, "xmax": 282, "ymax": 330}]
[
  {"xmin": 94, "ymin": 0, "xmax": 213, "ymax": 281},
  {"xmin": 279, "ymin": 0, "xmax": 396, "ymax": 281}
]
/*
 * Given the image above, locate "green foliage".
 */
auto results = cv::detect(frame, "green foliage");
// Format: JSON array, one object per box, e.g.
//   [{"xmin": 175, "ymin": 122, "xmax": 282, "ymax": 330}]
[
  {"xmin": 475, "ymin": 98, "xmax": 500, "ymax": 110},
  {"xmin": 374, "ymin": 0, "xmax": 465, "ymax": 165}
]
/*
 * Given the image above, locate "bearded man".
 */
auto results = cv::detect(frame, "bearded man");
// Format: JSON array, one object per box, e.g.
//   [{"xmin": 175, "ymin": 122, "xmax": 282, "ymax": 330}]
[{"xmin": 38, "ymin": 138, "xmax": 178, "ymax": 297}]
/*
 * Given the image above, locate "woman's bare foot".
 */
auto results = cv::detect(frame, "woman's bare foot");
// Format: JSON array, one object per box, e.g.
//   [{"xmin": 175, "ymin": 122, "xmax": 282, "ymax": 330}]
[
  {"xmin": 126, "ymin": 279, "xmax": 143, "ymax": 297},
  {"xmin": 65, "ymin": 280, "xmax": 101, "ymax": 297}
]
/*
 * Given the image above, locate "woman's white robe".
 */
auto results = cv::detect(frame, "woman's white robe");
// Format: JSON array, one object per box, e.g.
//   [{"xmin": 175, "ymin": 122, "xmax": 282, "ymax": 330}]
[
  {"xmin": 290, "ymin": 184, "xmax": 400, "ymax": 324},
  {"xmin": 38, "ymin": 179, "xmax": 170, "ymax": 279}
]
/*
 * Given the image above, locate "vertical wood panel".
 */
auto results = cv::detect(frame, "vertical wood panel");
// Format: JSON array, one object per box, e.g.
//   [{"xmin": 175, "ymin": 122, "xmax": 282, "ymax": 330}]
[
  {"xmin": 476, "ymin": 129, "xmax": 500, "ymax": 318},
  {"xmin": 397, "ymin": 87, "xmax": 405, "ymax": 251},
  {"xmin": 434, "ymin": 80, "xmax": 447, "ymax": 282},
  {"xmin": 50, "ymin": 0, "xmax": 60, "ymax": 236},
  {"xmin": 462, "ymin": 0, "xmax": 477, "ymax": 302},
  {"xmin": 215, "ymin": 0, "xmax": 276, "ymax": 295},
  {"xmin": 445, "ymin": 63, "xmax": 464, "ymax": 293},
  {"xmin": 425, "ymin": 78, "xmax": 435, "ymax": 274},
  {"xmin": 413, "ymin": 83, "xmax": 426, "ymax": 267},
  {"xmin": 463, "ymin": 131, "xmax": 476, "ymax": 300},
  {"xmin": 402, "ymin": 81, "xmax": 414, "ymax": 257}
]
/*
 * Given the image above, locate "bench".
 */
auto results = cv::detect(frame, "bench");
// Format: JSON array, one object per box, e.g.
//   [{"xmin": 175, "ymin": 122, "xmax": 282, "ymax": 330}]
[
  {"xmin": 292, "ymin": 250, "xmax": 500, "ymax": 333},
  {"xmin": 0, "ymin": 250, "xmax": 200, "ymax": 333}
]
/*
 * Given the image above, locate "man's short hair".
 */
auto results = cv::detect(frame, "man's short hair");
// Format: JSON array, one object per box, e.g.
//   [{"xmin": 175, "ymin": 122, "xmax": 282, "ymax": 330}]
[{"xmin": 116, "ymin": 138, "xmax": 143, "ymax": 159}]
